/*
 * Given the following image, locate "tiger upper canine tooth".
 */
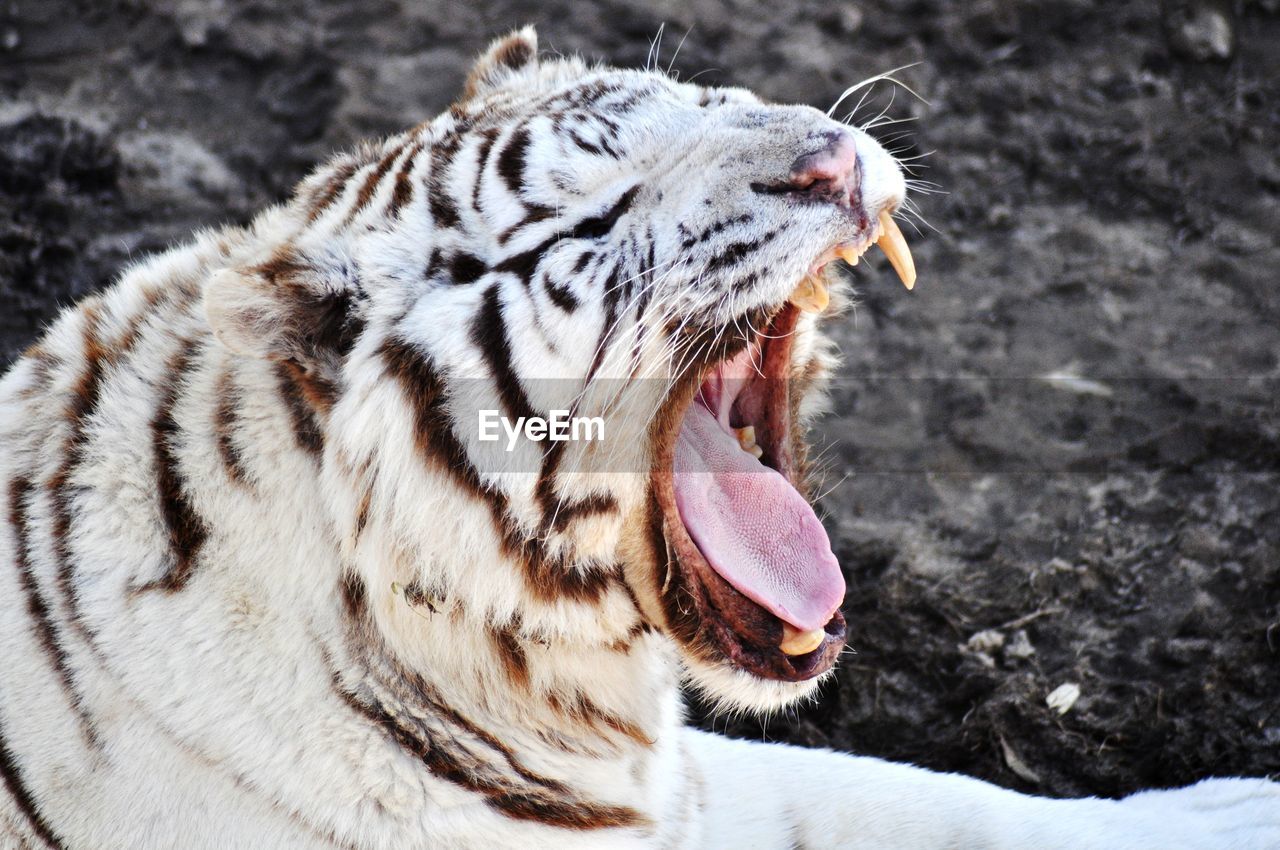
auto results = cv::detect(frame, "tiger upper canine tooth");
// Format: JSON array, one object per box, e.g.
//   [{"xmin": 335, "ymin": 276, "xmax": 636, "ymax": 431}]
[
  {"xmin": 875, "ymin": 211, "xmax": 917, "ymax": 290},
  {"xmin": 780, "ymin": 624, "xmax": 825, "ymax": 656},
  {"xmin": 788, "ymin": 275, "xmax": 829, "ymax": 313}
]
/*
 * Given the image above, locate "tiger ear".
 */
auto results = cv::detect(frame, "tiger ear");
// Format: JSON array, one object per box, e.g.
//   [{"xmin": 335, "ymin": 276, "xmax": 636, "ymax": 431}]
[
  {"xmin": 461, "ymin": 26, "xmax": 539, "ymax": 101},
  {"xmin": 204, "ymin": 259, "xmax": 359, "ymax": 367}
]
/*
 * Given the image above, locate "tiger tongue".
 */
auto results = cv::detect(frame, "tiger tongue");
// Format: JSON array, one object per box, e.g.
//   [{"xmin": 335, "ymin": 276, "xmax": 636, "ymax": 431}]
[{"xmin": 672, "ymin": 401, "xmax": 844, "ymax": 632}]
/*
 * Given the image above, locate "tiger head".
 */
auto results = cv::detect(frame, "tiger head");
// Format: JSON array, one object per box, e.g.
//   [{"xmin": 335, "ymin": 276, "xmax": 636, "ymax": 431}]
[{"xmin": 206, "ymin": 27, "xmax": 913, "ymax": 715}]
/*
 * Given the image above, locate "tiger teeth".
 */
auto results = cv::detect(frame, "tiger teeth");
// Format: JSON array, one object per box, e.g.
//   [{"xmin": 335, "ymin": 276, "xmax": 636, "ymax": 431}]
[
  {"xmin": 780, "ymin": 624, "xmax": 825, "ymax": 656},
  {"xmin": 734, "ymin": 426, "xmax": 763, "ymax": 458},
  {"xmin": 835, "ymin": 245, "xmax": 861, "ymax": 266},
  {"xmin": 788, "ymin": 275, "xmax": 829, "ymax": 313},
  {"xmin": 794, "ymin": 213, "xmax": 914, "ymax": 310},
  {"xmin": 875, "ymin": 211, "xmax": 916, "ymax": 290}
]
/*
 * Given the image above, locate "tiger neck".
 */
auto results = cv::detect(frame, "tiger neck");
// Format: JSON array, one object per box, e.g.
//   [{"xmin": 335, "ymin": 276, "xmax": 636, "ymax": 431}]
[{"xmin": 333, "ymin": 562, "xmax": 681, "ymax": 795}]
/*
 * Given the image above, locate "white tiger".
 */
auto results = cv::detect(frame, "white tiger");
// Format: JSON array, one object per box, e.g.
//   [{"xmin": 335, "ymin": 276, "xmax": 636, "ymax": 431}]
[{"xmin": 1, "ymin": 27, "xmax": 1276, "ymax": 850}]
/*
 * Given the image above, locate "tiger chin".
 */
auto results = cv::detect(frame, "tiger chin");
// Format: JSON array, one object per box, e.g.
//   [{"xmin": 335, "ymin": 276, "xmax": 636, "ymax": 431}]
[{"xmin": 1, "ymin": 26, "xmax": 1277, "ymax": 850}]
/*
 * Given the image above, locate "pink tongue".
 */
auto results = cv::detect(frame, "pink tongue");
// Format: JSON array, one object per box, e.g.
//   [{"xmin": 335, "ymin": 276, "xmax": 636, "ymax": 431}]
[{"xmin": 672, "ymin": 401, "xmax": 845, "ymax": 631}]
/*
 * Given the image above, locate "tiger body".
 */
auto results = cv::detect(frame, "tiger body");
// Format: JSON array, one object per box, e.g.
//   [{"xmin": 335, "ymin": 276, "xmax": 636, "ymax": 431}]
[{"xmin": 2, "ymin": 28, "xmax": 1277, "ymax": 850}]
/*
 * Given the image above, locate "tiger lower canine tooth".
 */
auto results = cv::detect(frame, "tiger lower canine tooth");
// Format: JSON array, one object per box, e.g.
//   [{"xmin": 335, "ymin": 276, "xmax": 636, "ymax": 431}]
[
  {"xmin": 789, "ymin": 275, "xmax": 829, "ymax": 313},
  {"xmin": 780, "ymin": 624, "xmax": 825, "ymax": 656},
  {"xmin": 875, "ymin": 211, "xmax": 917, "ymax": 290},
  {"xmin": 735, "ymin": 426, "xmax": 763, "ymax": 458}
]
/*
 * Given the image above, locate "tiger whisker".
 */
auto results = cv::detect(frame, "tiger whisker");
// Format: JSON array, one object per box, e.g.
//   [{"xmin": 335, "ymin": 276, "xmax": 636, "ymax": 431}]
[
  {"xmin": 810, "ymin": 470, "xmax": 851, "ymax": 505},
  {"xmin": 862, "ymin": 114, "xmax": 920, "ymax": 133},
  {"xmin": 826, "ymin": 63, "xmax": 928, "ymax": 118},
  {"xmin": 860, "ymin": 88, "xmax": 899, "ymax": 135},
  {"xmin": 646, "ymin": 23, "xmax": 666, "ymax": 73},
  {"xmin": 666, "ymin": 25, "xmax": 695, "ymax": 77}
]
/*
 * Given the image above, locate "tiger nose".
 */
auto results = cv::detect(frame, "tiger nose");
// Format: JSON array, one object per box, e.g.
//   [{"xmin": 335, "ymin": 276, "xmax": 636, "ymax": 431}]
[{"xmin": 786, "ymin": 131, "xmax": 860, "ymax": 204}]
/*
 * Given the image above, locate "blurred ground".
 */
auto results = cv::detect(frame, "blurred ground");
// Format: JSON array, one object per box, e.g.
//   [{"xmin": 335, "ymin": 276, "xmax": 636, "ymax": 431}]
[{"xmin": 2, "ymin": 0, "xmax": 1278, "ymax": 797}]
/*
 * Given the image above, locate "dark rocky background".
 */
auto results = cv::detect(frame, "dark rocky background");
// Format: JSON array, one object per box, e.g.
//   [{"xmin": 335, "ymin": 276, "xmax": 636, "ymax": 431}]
[{"xmin": 2, "ymin": 0, "xmax": 1277, "ymax": 798}]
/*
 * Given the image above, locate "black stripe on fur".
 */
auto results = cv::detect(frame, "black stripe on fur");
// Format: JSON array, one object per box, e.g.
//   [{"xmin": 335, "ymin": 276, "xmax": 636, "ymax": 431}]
[
  {"xmin": 8, "ymin": 478, "xmax": 99, "ymax": 748},
  {"xmin": 275, "ymin": 361, "xmax": 326, "ymax": 458},
  {"xmin": 0, "ymin": 714, "xmax": 65, "ymax": 849},
  {"xmin": 472, "ymin": 128, "xmax": 500, "ymax": 215},
  {"xmin": 496, "ymin": 126, "xmax": 532, "ymax": 196},
  {"xmin": 345, "ymin": 141, "xmax": 405, "ymax": 223},
  {"xmin": 386, "ymin": 141, "xmax": 425, "ymax": 220},
  {"xmin": 139, "ymin": 339, "xmax": 209, "ymax": 593},
  {"xmin": 469, "ymin": 284, "xmax": 538, "ymax": 425},
  {"xmin": 376, "ymin": 339, "xmax": 616, "ymax": 603},
  {"xmin": 427, "ymin": 140, "xmax": 462, "ymax": 229},
  {"xmin": 213, "ymin": 366, "xmax": 250, "ymax": 484},
  {"xmin": 331, "ymin": 577, "xmax": 643, "ymax": 830},
  {"xmin": 49, "ymin": 305, "xmax": 112, "ymax": 649}
]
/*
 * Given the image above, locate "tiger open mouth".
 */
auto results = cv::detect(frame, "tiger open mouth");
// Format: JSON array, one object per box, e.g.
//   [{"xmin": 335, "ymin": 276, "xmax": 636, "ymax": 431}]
[{"xmin": 651, "ymin": 213, "xmax": 915, "ymax": 682}]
